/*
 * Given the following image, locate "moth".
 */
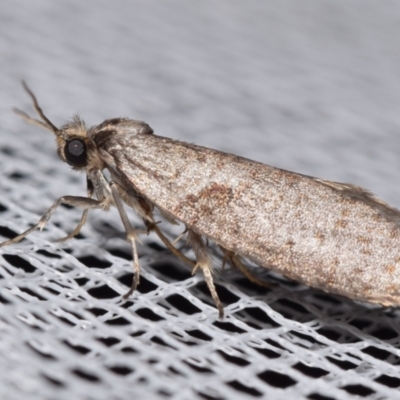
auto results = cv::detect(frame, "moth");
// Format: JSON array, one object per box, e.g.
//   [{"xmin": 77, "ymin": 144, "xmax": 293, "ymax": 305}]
[{"xmin": 2, "ymin": 83, "xmax": 400, "ymax": 318}]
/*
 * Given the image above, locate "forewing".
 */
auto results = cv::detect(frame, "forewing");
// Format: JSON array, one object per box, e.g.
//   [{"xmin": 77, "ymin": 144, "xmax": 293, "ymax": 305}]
[{"xmin": 98, "ymin": 131, "xmax": 400, "ymax": 306}]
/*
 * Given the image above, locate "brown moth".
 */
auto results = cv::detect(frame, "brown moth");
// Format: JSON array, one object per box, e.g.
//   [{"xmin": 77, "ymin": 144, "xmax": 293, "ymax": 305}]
[{"xmin": 2, "ymin": 82, "xmax": 400, "ymax": 318}]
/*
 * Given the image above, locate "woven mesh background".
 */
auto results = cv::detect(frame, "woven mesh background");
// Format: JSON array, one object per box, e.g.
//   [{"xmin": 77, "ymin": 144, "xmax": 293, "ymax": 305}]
[{"xmin": 1, "ymin": 1, "xmax": 400, "ymax": 399}]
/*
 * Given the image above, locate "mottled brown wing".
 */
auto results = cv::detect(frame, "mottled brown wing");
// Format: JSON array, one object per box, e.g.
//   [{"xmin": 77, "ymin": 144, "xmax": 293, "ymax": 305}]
[{"xmin": 99, "ymin": 131, "xmax": 400, "ymax": 308}]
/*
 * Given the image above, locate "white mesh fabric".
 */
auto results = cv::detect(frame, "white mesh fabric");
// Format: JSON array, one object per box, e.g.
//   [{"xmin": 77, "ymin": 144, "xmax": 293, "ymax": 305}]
[{"xmin": 1, "ymin": 1, "xmax": 400, "ymax": 399}]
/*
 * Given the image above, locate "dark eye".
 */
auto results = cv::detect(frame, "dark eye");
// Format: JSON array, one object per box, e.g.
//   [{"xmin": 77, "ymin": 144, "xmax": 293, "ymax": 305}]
[{"xmin": 64, "ymin": 139, "xmax": 87, "ymax": 167}]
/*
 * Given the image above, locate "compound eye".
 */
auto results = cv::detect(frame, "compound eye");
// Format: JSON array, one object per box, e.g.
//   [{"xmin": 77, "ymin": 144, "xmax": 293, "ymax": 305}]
[{"xmin": 64, "ymin": 139, "xmax": 87, "ymax": 167}]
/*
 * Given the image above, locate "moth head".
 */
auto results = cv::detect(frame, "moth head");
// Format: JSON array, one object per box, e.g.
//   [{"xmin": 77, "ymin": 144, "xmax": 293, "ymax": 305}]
[
  {"xmin": 14, "ymin": 82, "xmax": 92, "ymax": 170},
  {"xmin": 58, "ymin": 117, "xmax": 92, "ymax": 169}
]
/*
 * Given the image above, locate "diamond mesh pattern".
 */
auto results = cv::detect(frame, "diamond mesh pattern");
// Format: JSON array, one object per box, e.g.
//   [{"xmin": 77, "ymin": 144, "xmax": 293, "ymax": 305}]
[{"xmin": 1, "ymin": 1, "xmax": 400, "ymax": 399}]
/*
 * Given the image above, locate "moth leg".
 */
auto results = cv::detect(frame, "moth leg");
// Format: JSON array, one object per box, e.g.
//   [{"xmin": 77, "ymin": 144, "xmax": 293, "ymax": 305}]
[
  {"xmin": 111, "ymin": 182, "xmax": 196, "ymax": 269},
  {"xmin": 57, "ymin": 178, "xmax": 95, "ymax": 243},
  {"xmin": 0, "ymin": 196, "xmax": 109, "ymax": 248},
  {"xmin": 222, "ymin": 248, "xmax": 276, "ymax": 289},
  {"xmin": 149, "ymin": 223, "xmax": 195, "ymax": 268},
  {"xmin": 56, "ymin": 210, "xmax": 89, "ymax": 243},
  {"xmin": 110, "ymin": 183, "xmax": 141, "ymax": 299},
  {"xmin": 171, "ymin": 228, "xmax": 188, "ymax": 246},
  {"xmin": 187, "ymin": 229, "xmax": 224, "ymax": 318}
]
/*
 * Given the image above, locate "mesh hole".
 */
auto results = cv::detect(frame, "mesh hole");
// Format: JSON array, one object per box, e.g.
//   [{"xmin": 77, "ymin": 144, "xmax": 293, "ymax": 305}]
[
  {"xmin": 265, "ymin": 338, "xmax": 287, "ymax": 352},
  {"xmin": 170, "ymin": 365, "xmax": 186, "ymax": 377},
  {"xmin": 308, "ymin": 393, "xmax": 336, "ymax": 400},
  {"xmin": 4, "ymin": 254, "xmax": 36, "ymax": 273},
  {"xmin": 151, "ymin": 261, "xmax": 191, "ymax": 281},
  {"xmin": 184, "ymin": 360, "xmax": 213, "ymax": 374},
  {"xmin": 109, "ymin": 365, "xmax": 133, "ymax": 376},
  {"xmin": 217, "ymin": 350, "xmax": 250, "ymax": 367},
  {"xmin": 234, "ymin": 276, "xmax": 275, "ymax": 295},
  {"xmin": 151, "ymin": 336, "xmax": 177, "ymax": 350},
  {"xmin": 348, "ymin": 318, "xmax": 372, "ymax": 330},
  {"xmin": 63, "ymin": 340, "xmax": 91, "ymax": 355},
  {"xmin": 186, "ymin": 329, "xmax": 212, "ymax": 342},
  {"xmin": 317, "ymin": 327, "xmax": 359, "ymax": 343},
  {"xmin": 27, "ymin": 342, "xmax": 57, "ymax": 360},
  {"xmin": 97, "ymin": 337, "xmax": 120, "ymax": 347},
  {"xmin": 371, "ymin": 326, "xmax": 398, "ymax": 340},
  {"xmin": 52, "ymin": 311, "xmax": 76, "ymax": 327},
  {"xmin": 326, "ymin": 356, "xmax": 357, "ymax": 370},
  {"xmin": 197, "ymin": 390, "xmax": 224, "ymax": 400},
  {"xmin": 36, "ymin": 249, "xmax": 62, "ymax": 259},
  {"xmin": 158, "ymin": 389, "xmax": 173, "ymax": 398},
  {"xmin": 8, "ymin": 171, "xmax": 29, "ymax": 181},
  {"xmin": 0, "ymin": 226, "xmax": 16, "ymax": 239},
  {"xmin": 88, "ymin": 285, "xmax": 119, "ymax": 299},
  {"xmin": 0, "ymin": 146, "xmax": 15, "ymax": 155},
  {"xmin": 147, "ymin": 241, "xmax": 167, "ymax": 252},
  {"xmin": 19, "ymin": 287, "xmax": 46, "ymax": 301},
  {"xmin": 72, "ymin": 368, "xmax": 100, "ymax": 383},
  {"xmin": 166, "ymin": 294, "xmax": 201, "ymax": 315},
  {"xmin": 293, "ymin": 362, "xmax": 329, "ymax": 378},
  {"xmin": 253, "ymin": 346, "xmax": 281, "ymax": 359},
  {"xmin": 77, "ymin": 256, "xmax": 112, "ymax": 269},
  {"xmin": 362, "ymin": 346, "xmax": 393, "ymax": 361},
  {"xmin": 258, "ymin": 370, "xmax": 297, "ymax": 388},
  {"xmin": 312, "ymin": 293, "xmax": 343, "ymax": 305},
  {"xmin": 227, "ymin": 380, "xmax": 263, "ymax": 397},
  {"xmin": 107, "ymin": 248, "xmax": 132, "ymax": 261},
  {"xmin": 276, "ymin": 298, "xmax": 312, "ymax": 317},
  {"xmin": 0, "ymin": 293, "xmax": 12, "ymax": 304},
  {"xmin": 136, "ymin": 308, "xmax": 165, "ymax": 321},
  {"xmin": 239, "ymin": 307, "xmax": 281, "ymax": 327},
  {"xmin": 375, "ymin": 374, "xmax": 400, "ymax": 388},
  {"xmin": 118, "ymin": 274, "xmax": 157, "ymax": 294},
  {"xmin": 74, "ymin": 277, "xmax": 89, "ymax": 286},
  {"xmin": 121, "ymin": 347, "xmax": 138, "ymax": 354},
  {"xmin": 104, "ymin": 316, "xmax": 131, "ymax": 326},
  {"xmin": 213, "ymin": 321, "xmax": 246, "ymax": 334},
  {"xmin": 41, "ymin": 374, "xmax": 65, "ymax": 388},
  {"xmin": 42, "ymin": 286, "xmax": 61, "ymax": 296},
  {"xmin": 205, "ymin": 281, "xmax": 240, "ymax": 304},
  {"xmin": 289, "ymin": 330, "xmax": 323, "ymax": 347},
  {"xmin": 87, "ymin": 307, "xmax": 107, "ymax": 317},
  {"xmin": 341, "ymin": 384, "xmax": 375, "ymax": 397},
  {"xmin": 131, "ymin": 330, "xmax": 146, "ymax": 338}
]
